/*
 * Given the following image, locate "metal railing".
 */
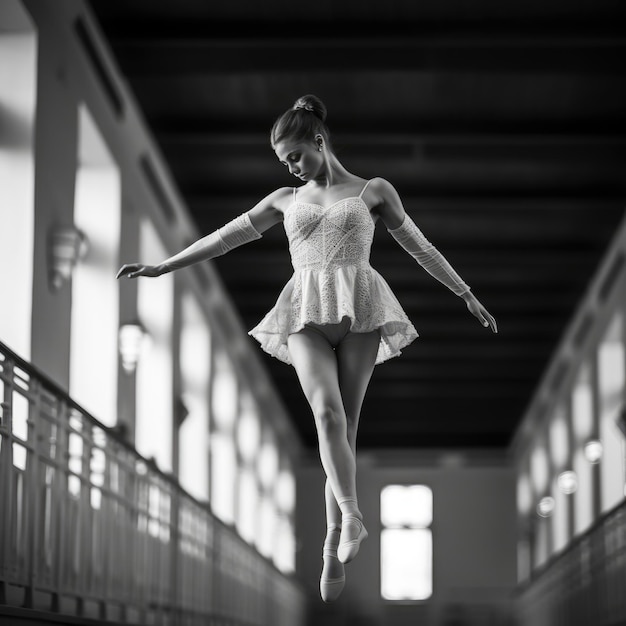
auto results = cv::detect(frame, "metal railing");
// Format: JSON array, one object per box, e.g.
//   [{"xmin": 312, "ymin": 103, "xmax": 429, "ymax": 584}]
[
  {"xmin": 0, "ymin": 340, "xmax": 306, "ymax": 625},
  {"xmin": 517, "ymin": 499, "xmax": 626, "ymax": 626}
]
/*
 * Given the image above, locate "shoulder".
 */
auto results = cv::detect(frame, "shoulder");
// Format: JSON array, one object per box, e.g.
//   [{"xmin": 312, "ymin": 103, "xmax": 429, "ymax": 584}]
[
  {"xmin": 363, "ymin": 177, "xmax": 399, "ymax": 198},
  {"xmin": 365, "ymin": 178, "xmax": 406, "ymax": 229},
  {"xmin": 265, "ymin": 186, "xmax": 296, "ymax": 212},
  {"xmin": 247, "ymin": 186, "xmax": 295, "ymax": 233}
]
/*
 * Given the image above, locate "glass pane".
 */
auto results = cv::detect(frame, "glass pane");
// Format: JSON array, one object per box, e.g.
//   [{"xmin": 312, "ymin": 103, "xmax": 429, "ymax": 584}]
[
  {"xmin": 0, "ymin": 9, "xmax": 36, "ymax": 361},
  {"xmin": 256, "ymin": 496, "xmax": 277, "ymax": 559},
  {"xmin": 530, "ymin": 442, "xmax": 549, "ymax": 495},
  {"xmin": 210, "ymin": 433, "xmax": 236, "ymax": 524},
  {"xmin": 236, "ymin": 468, "xmax": 258, "ymax": 544},
  {"xmin": 572, "ymin": 365, "xmax": 593, "ymax": 443},
  {"xmin": 275, "ymin": 468, "xmax": 295, "ymax": 514},
  {"xmin": 70, "ymin": 104, "xmax": 120, "ymax": 427},
  {"xmin": 136, "ymin": 219, "xmax": 174, "ymax": 472},
  {"xmin": 212, "ymin": 352, "xmax": 238, "ymax": 431},
  {"xmin": 179, "ymin": 292, "xmax": 210, "ymax": 501},
  {"xmin": 381, "ymin": 485, "xmax": 432, "ymax": 528},
  {"xmin": 258, "ymin": 439, "xmax": 279, "ymax": 491},
  {"xmin": 549, "ymin": 405, "xmax": 569, "ymax": 470},
  {"xmin": 598, "ymin": 313, "xmax": 626, "ymax": 513},
  {"xmin": 274, "ymin": 517, "xmax": 295, "ymax": 574},
  {"xmin": 381, "ymin": 528, "xmax": 432, "ymax": 600},
  {"xmin": 237, "ymin": 396, "xmax": 260, "ymax": 463}
]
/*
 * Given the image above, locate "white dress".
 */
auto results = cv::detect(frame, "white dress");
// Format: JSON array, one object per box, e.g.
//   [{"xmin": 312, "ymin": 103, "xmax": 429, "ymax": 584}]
[{"xmin": 248, "ymin": 181, "xmax": 419, "ymax": 365}]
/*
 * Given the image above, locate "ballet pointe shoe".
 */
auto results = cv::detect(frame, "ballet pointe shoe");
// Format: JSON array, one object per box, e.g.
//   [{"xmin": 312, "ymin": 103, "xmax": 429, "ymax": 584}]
[
  {"xmin": 320, "ymin": 525, "xmax": 345, "ymax": 603},
  {"xmin": 337, "ymin": 515, "xmax": 368, "ymax": 564}
]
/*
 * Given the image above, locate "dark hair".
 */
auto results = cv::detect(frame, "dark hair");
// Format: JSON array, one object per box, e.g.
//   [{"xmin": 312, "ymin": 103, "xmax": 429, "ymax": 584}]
[{"xmin": 270, "ymin": 94, "xmax": 331, "ymax": 148}]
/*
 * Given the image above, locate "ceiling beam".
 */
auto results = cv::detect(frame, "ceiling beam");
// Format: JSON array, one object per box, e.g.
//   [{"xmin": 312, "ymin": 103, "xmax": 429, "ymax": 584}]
[
  {"xmin": 156, "ymin": 129, "xmax": 626, "ymax": 149},
  {"xmin": 99, "ymin": 21, "xmax": 626, "ymax": 74}
]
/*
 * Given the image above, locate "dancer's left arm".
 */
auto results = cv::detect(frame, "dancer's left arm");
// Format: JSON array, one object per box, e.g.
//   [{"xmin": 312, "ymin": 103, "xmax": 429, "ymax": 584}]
[{"xmin": 371, "ymin": 177, "xmax": 497, "ymax": 333}]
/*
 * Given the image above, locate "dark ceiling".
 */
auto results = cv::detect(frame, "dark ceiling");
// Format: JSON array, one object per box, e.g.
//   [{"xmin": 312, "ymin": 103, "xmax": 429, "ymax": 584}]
[{"xmin": 88, "ymin": 0, "xmax": 626, "ymax": 450}]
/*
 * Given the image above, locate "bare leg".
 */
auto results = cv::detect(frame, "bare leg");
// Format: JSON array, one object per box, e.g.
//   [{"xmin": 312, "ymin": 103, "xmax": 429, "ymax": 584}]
[
  {"xmin": 288, "ymin": 327, "xmax": 378, "ymax": 599},
  {"xmin": 287, "ymin": 328, "xmax": 358, "ymax": 509},
  {"xmin": 324, "ymin": 330, "xmax": 379, "ymax": 530}
]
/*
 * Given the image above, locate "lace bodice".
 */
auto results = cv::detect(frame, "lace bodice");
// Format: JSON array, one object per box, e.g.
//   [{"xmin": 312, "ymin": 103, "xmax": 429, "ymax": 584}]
[
  {"xmin": 248, "ymin": 180, "xmax": 419, "ymax": 365},
  {"xmin": 284, "ymin": 197, "xmax": 375, "ymax": 272}
]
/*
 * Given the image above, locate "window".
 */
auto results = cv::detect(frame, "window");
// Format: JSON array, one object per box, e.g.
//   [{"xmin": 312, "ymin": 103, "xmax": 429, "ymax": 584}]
[
  {"xmin": 0, "ymin": 1, "xmax": 37, "ymax": 360},
  {"xmin": 598, "ymin": 312, "xmax": 625, "ymax": 512},
  {"xmin": 136, "ymin": 219, "xmax": 174, "ymax": 472},
  {"xmin": 380, "ymin": 484, "xmax": 433, "ymax": 601},
  {"xmin": 572, "ymin": 363, "xmax": 594, "ymax": 535},
  {"xmin": 210, "ymin": 351, "xmax": 238, "ymax": 524},
  {"xmin": 70, "ymin": 104, "xmax": 121, "ymax": 425},
  {"xmin": 179, "ymin": 292, "xmax": 211, "ymax": 501}
]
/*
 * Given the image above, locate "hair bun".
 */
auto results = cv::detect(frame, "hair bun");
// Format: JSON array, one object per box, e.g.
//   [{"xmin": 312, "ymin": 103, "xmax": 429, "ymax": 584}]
[{"xmin": 292, "ymin": 94, "xmax": 327, "ymax": 122}]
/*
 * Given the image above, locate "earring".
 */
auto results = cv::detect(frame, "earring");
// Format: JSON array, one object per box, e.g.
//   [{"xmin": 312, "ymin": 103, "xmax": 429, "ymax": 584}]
[{"xmin": 318, "ymin": 146, "xmax": 323, "ymax": 151}]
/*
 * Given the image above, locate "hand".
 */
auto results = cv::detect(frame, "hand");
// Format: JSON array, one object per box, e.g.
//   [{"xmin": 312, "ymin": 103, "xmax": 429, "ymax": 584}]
[
  {"xmin": 116, "ymin": 263, "xmax": 166, "ymax": 279},
  {"xmin": 462, "ymin": 292, "xmax": 497, "ymax": 333}
]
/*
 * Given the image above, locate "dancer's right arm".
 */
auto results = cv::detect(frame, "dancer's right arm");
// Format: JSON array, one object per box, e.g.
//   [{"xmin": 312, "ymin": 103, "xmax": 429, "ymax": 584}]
[{"xmin": 116, "ymin": 188, "xmax": 289, "ymax": 279}]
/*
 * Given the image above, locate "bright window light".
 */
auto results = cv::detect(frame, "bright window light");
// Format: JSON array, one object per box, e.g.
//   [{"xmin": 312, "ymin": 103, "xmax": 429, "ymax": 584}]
[
  {"xmin": 0, "ymin": 6, "xmax": 37, "ymax": 360},
  {"xmin": 517, "ymin": 473, "xmax": 532, "ymax": 516},
  {"xmin": 380, "ymin": 484, "xmax": 433, "ymax": 601},
  {"xmin": 274, "ymin": 516, "xmax": 295, "ymax": 574},
  {"xmin": 549, "ymin": 406, "xmax": 569, "ymax": 470},
  {"xmin": 236, "ymin": 468, "xmax": 258, "ymax": 544},
  {"xmin": 275, "ymin": 468, "xmax": 296, "ymax": 514},
  {"xmin": 179, "ymin": 292, "xmax": 211, "ymax": 501},
  {"xmin": 210, "ymin": 433, "xmax": 236, "ymax": 525},
  {"xmin": 381, "ymin": 529, "xmax": 432, "ymax": 600},
  {"xmin": 530, "ymin": 443, "xmax": 549, "ymax": 495},
  {"xmin": 258, "ymin": 439, "xmax": 279, "ymax": 490},
  {"xmin": 572, "ymin": 366, "xmax": 594, "ymax": 442},
  {"xmin": 257, "ymin": 496, "xmax": 278, "ymax": 559},
  {"xmin": 381, "ymin": 484, "xmax": 432, "ymax": 528},
  {"xmin": 237, "ymin": 397, "xmax": 261, "ymax": 463},
  {"xmin": 212, "ymin": 352, "xmax": 238, "ymax": 431},
  {"xmin": 70, "ymin": 104, "xmax": 120, "ymax": 426},
  {"xmin": 136, "ymin": 219, "xmax": 174, "ymax": 472},
  {"xmin": 598, "ymin": 313, "xmax": 626, "ymax": 513}
]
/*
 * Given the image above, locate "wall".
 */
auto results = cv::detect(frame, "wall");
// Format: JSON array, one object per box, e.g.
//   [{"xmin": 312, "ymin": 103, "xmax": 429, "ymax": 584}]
[{"xmin": 297, "ymin": 449, "xmax": 517, "ymax": 626}]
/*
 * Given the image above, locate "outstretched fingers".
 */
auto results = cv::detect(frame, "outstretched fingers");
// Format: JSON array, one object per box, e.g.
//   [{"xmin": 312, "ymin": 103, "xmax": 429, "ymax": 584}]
[{"xmin": 116, "ymin": 263, "xmax": 142, "ymax": 279}]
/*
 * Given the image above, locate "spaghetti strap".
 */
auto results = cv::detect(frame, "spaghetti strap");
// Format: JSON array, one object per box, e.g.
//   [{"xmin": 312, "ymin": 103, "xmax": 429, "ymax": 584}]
[
  {"xmin": 293, "ymin": 187, "xmax": 297, "ymax": 202},
  {"xmin": 358, "ymin": 179, "xmax": 373, "ymax": 198}
]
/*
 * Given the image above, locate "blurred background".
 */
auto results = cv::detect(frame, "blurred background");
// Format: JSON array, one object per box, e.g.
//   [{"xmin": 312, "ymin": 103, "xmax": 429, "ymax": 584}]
[{"xmin": 1, "ymin": 1, "xmax": 625, "ymax": 624}]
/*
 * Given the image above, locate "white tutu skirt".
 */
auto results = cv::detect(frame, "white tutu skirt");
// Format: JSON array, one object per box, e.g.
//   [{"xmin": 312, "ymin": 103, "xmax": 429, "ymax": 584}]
[{"xmin": 248, "ymin": 264, "xmax": 418, "ymax": 365}]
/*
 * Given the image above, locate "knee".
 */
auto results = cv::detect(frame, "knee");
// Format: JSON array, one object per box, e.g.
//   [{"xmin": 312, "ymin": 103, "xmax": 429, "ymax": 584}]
[
  {"xmin": 314, "ymin": 406, "xmax": 345, "ymax": 439},
  {"xmin": 345, "ymin": 414, "xmax": 359, "ymax": 440}
]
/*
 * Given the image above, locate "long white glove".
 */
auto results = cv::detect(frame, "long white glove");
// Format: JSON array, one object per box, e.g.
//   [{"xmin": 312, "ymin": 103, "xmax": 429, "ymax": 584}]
[
  {"xmin": 387, "ymin": 214, "xmax": 470, "ymax": 296},
  {"xmin": 162, "ymin": 213, "xmax": 262, "ymax": 272}
]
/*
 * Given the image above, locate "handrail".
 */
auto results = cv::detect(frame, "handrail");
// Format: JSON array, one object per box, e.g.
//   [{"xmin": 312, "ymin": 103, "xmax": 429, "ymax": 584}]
[
  {"xmin": 0, "ymin": 339, "xmax": 306, "ymax": 625},
  {"xmin": 518, "ymin": 496, "xmax": 626, "ymax": 590},
  {"xmin": 517, "ymin": 498, "xmax": 626, "ymax": 626}
]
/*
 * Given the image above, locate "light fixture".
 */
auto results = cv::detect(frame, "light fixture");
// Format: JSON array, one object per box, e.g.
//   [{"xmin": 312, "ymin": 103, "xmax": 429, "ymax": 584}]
[
  {"xmin": 558, "ymin": 470, "xmax": 578, "ymax": 495},
  {"xmin": 537, "ymin": 496, "xmax": 555, "ymax": 518},
  {"xmin": 584, "ymin": 439, "xmax": 603, "ymax": 464},
  {"xmin": 47, "ymin": 224, "xmax": 88, "ymax": 291},
  {"xmin": 118, "ymin": 321, "xmax": 147, "ymax": 374}
]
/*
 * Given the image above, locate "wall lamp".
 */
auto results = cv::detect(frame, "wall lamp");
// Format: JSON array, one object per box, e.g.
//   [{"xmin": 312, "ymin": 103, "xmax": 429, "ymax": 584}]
[
  {"xmin": 118, "ymin": 321, "xmax": 147, "ymax": 374},
  {"xmin": 557, "ymin": 470, "xmax": 578, "ymax": 495},
  {"xmin": 536, "ymin": 496, "xmax": 555, "ymax": 518},
  {"xmin": 584, "ymin": 439, "xmax": 603, "ymax": 464},
  {"xmin": 47, "ymin": 224, "xmax": 88, "ymax": 291}
]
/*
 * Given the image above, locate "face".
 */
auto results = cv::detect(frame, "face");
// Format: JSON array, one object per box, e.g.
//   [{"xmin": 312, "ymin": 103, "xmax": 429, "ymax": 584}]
[{"xmin": 274, "ymin": 138, "xmax": 324, "ymax": 182}]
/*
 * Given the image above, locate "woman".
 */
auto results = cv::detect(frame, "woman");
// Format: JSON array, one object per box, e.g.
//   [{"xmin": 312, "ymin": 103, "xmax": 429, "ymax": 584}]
[{"xmin": 117, "ymin": 94, "xmax": 497, "ymax": 602}]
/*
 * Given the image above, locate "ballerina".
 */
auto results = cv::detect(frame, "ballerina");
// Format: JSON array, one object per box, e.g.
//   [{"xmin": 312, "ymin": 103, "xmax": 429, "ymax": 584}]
[{"xmin": 117, "ymin": 93, "xmax": 497, "ymax": 602}]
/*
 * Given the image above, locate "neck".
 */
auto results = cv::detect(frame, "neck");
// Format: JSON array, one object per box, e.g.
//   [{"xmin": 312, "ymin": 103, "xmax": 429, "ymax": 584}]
[{"xmin": 310, "ymin": 152, "xmax": 354, "ymax": 188}]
